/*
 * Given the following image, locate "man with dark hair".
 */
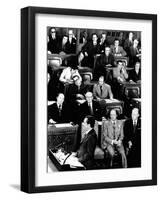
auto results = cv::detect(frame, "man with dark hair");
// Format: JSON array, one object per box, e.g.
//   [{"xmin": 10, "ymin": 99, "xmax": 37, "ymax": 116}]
[
  {"xmin": 47, "ymin": 27, "xmax": 60, "ymax": 54},
  {"xmin": 110, "ymin": 39, "xmax": 127, "ymax": 57},
  {"xmin": 99, "ymin": 32, "xmax": 109, "ymax": 53},
  {"xmin": 129, "ymin": 61, "xmax": 141, "ymax": 83},
  {"xmin": 78, "ymin": 33, "xmax": 100, "ymax": 68},
  {"xmin": 93, "ymin": 46, "xmax": 115, "ymax": 80},
  {"xmin": 129, "ymin": 39, "xmax": 141, "ymax": 67},
  {"xmin": 58, "ymin": 35, "xmax": 69, "ymax": 54},
  {"xmin": 76, "ymin": 115, "xmax": 97, "ymax": 169},
  {"xmin": 93, "ymin": 76, "xmax": 113, "ymax": 100}
]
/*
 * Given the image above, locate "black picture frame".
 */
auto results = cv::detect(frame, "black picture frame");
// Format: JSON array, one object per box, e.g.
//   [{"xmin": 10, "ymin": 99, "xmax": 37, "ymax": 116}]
[{"xmin": 21, "ymin": 6, "xmax": 157, "ymax": 193}]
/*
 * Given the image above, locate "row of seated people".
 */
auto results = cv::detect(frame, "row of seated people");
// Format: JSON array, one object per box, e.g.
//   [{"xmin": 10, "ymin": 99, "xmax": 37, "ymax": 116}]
[
  {"xmin": 48, "ymin": 60, "xmax": 141, "ymax": 102},
  {"xmin": 48, "ymin": 103, "xmax": 141, "ymax": 169},
  {"xmin": 48, "ymin": 27, "xmax": 141, "ymax": 69}
]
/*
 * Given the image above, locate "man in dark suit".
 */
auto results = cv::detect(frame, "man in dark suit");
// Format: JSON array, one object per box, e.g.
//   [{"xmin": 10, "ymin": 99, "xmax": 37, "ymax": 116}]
[
  {"xmin": 65, "ymin": 75, "xmax": 89, "ymax": 103},
  {"xmin": 76, "ymin": 115, "xmax": 97, "ymax": 169},
  {"xmin": 123, "ymin": 108, "xmax": 141, "ymax": 167},
  {"xmin": 48, "ymin": 93, "xmax": 70, "ymax": 123},
  {"xmin": 129, "ymin": 39, "xmax": 141, "ymax": 67},
  {"xmin": 99, "ymin": 32, "xmax": 109, "ymax": 53},
  {"xmin": 58, "ymin": 35, "xmax": 69, "ymax": 54},
  {"xmin": 80, "ymin": 92, "xmax": 102, "ymax": 121},
  {"xmin": 128, "ymin": 61, "xmax": 141, "ymax": 83},
  {"xmin": 66, "ymin": 29, "xmax": 77, "ymax": 54},
  {"xmin": 93, "ymin": 46, "xmax": 115, "ymax": 81},
  {"xmin": 47, "ymin": 27, "xmax": 60, "ymax": 54},
  {"xmin": 79, "ymin": 33, "xmax": 101, "ymax": 68}
]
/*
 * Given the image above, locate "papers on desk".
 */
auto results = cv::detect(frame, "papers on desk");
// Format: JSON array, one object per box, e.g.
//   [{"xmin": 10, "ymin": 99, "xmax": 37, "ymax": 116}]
[
  {"xmin": 65, "ymin": 155, "xmax": 84, "ymax": 168},
  {"xmin": 54, "ymin": 123, "xmax": 73, "ymax": 128},
  {"xmin": 52, "ymin": 150, "xmax": 84, "ymax": 168},
  {"xmin": 133, "ymin": 98, "xmax": 141, "ymax": 102},
  {"xmin": 77, "ymin": 99, "xmax": 86, "ymax": 104},
  {"xmin": 104, "ymin": 99, "xmax": 120, "ymax": 103}
]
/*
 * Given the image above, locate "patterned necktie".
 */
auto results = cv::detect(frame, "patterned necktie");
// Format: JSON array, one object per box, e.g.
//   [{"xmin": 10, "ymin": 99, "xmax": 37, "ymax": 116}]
[{"xmin": 113, "ymin": 121, "xmax": 116, "ymax": 139}]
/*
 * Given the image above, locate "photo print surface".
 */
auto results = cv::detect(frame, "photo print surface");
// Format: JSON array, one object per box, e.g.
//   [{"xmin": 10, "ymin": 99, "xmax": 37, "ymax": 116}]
[{"xmin": 47, "ymin": 26, "xmax": 141, "ymax": 172}]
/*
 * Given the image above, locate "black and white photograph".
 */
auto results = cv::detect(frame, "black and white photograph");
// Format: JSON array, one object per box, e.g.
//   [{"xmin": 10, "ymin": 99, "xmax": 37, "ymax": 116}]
[
  {"xmin": 20, "ymin": 6, "xmax": 157, "ymax": 193},
  {"xmin": 47, "ymin": 27, "xmax": 142, "ymax": 172}
]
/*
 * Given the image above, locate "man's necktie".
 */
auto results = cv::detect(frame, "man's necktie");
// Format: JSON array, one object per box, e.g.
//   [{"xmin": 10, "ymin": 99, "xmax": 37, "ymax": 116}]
[
  {"xmin": 133, "ymin": 121, "xmax": 137, "ymax": 133},
  {"xmin": 100, "ymin": 85, "xmax": 103, "ymax": 96},
  {"xmin": 88, "ymin": 103, "xmax": 93, "ymax": 115},
  {"xmin": 58, "ymin": 105, "xmax": 62, "ymax": 116},
  {"xmin": 113, "ymin": 121, "xmax": 116, "ymax": 140}
]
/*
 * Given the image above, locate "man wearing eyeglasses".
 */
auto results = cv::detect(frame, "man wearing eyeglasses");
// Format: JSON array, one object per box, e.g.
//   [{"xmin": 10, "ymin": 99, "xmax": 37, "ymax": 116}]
[
  {"xmin": 66, "ymin": 29, "xmax": 77, "ymax": 54},
  {"xmin": 80, "ymin": 92, "xmax": 101, "ymax": 121},
  {"xmin": 47, "ymin": 27, "xmax": 60, "ymax": 54}
]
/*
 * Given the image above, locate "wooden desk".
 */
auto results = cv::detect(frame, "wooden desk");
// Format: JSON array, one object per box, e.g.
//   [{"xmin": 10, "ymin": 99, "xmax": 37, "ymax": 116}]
[
  {"xmin": 103, "ymin": 99, "xmax": 124, "ymax": 116},
  {"xmin": 48, "ymin": 53, "xmax": 76, "ymax": 60},
  {"xmin": 121, "ymin": 82, "xmax": 141, "ymax": 98},
  {"xmin": 48, "ymin": 123, "xmax": 78, "ymax": 153},
  {"xmin": 49, "ymin": 149, "xmax": 85, "ymax": 171}
]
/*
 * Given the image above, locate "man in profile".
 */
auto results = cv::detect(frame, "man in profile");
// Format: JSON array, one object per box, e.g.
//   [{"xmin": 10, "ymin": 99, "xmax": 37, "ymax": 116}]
[
  {"xmin": 102, "ymin": 109, "xmax": 127, "ymax": 168},
  {"xmin": 124, "ymin": 108, "xmax": 141, "ymax": 167},
  {"xmin": 73, "ymin": 115, "xmax": 97, "ymax": 170}
]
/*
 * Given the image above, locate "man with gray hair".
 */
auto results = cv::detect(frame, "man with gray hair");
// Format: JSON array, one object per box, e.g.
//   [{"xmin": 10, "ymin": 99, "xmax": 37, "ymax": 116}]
[
  {"xmin": 102, "ymin": 109, "xmax": 127, "ymax": 168},
  {"xmin": 80, "ymin": 91, "xmax": 101, "ymax": 121}
]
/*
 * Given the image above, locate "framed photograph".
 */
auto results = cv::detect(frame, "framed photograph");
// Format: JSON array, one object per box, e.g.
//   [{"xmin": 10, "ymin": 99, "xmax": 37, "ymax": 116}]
[{"xmin": 21, "ymin": 6, "xmax": 157, "ymax": 193}]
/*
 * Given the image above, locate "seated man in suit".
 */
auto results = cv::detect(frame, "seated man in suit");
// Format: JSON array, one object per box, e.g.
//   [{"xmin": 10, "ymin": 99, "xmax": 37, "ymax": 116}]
[
  {"xmin": 113, "ymin": 60, "xmax": 128, "ymax": 83},
  {"xmin": 102, "ymin": 109, "xmax": 127, "ymax": 168},
  {"xmin": 110, "ymin": 38, "xmax": 127, "ymax": 58},
  {"xmin": 128, "ymin": 61, "xmax": 141, "ymax": 83},
  {"xmin": 93, "ymin": 46, "xmax": 115, "ymax": 81},
  {"xmin": 48, "ymin": 93, "xmax": 71, "ymax": 123},
  {"xmin": 66, "ymin": 29, "xmax": 77, "ymax": 54},
  {"xmin": 78, "ymin": 33, "xmax": 101, "ymax": 68},
  {"xmin": 73, "ymin": 115, "xmax": 97, "ymax": 169},
  {"xmin": 129, "ymin": 39, "xmax": 141, "ymax": 67},
  {"xmin": 80, "ymin": 92, "xmax": 101, "ymax": 121},
  {"xmin": 123, "ymin": 108, "xmax": 141, "ymax": 168},
  {"xmin": 112, "ymin": 60, "xmax": 128, "ymax": 99},
  {"xmin": 93, "ymin": 76, "xmax": 113, "ymax": 116},
  {"xmin": 66, "ymin": 75, "xmax": 90, "ymax": 102},
  {"xmin": 47, "ymin": 27, "xmax": 60, "ymax": 54},
  {"xmin": 93, "ymin": 76, "xmax": 113, "ymax": 100}
]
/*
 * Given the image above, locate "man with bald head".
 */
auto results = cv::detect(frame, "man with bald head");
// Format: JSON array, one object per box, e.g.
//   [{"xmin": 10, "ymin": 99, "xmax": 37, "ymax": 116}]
[
  {"xmin": 124, "ymin": 108, "xmax": 141, "ymax": 167},
  {"xmin": 48, "ymin": 93, "xmax": 71, "ymax": 123},
  {"xmin": 80, "ymin": 92, "xmax": 101, "ymax": 121},
  {"xmin": 102, "ymin": 109, "xmax": 127, "ymax": 168}
]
